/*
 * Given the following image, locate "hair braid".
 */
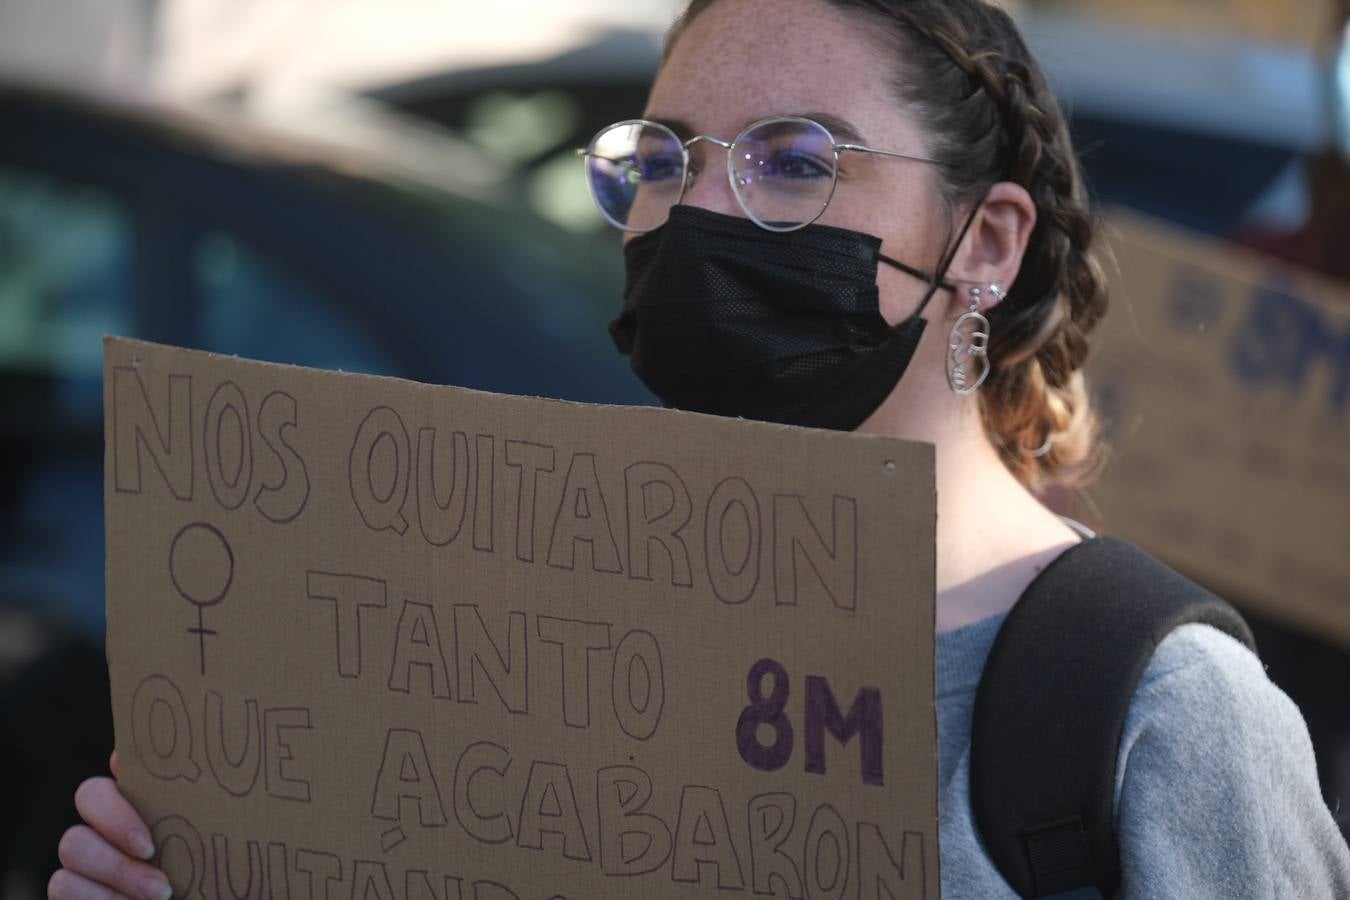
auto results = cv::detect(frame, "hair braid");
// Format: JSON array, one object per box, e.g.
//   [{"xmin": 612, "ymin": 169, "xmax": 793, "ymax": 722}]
[{"xmin": 841, "ymin": 0, "xmax": 1113, "ymax": 489}]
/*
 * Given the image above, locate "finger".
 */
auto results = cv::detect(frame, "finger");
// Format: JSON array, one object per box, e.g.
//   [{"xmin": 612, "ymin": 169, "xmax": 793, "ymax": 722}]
[
  {"xmin": 110, "ymin": 752, "xmax": 120, "ymax": 780},
  {"xmin": 74, "ymin": 778, "xmax": 154, "ymax": 861},
  {"xmin": 48, "ymin": 867, "xmax": 132, "ymax": 900},
  {"xmin": 57, "ymin": 827, "xmax": 171, "ymax": 900}
]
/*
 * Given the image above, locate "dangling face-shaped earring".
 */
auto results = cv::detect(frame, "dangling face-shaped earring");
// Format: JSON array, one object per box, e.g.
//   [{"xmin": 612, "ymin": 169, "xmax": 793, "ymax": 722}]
[{"xmin": 946, "ymin": 284, "xmax": 1000, "ymax": 396}]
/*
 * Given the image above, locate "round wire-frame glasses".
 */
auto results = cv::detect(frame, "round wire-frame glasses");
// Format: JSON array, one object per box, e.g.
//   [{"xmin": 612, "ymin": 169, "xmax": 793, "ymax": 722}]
[{"xmin": 577, "ymin": 115, "xmax": 946, "ymax": 233}]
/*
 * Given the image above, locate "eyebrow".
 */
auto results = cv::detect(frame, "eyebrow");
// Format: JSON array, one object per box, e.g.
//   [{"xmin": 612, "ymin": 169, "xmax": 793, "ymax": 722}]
[
  {"xmin": 644, "ymin": 113, "xmax": 870, "ymax": 145},
  {"xmin": 800, "ymin": 112, "xmax": 868, "ymax": 145},
  {"xmin": 646, "ymin": 116, "xmax": 696, "ymax": 138}
]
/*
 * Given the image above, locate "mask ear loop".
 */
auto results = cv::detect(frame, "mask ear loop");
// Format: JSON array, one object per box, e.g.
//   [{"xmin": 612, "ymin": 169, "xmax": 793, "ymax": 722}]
[
  {"xmin": 877, "ymin": 255, "xmax": 956, "ymax": 290},
  {"xmin": 878, "ymin": 197, "xmax": 985, "ymax": 322}
]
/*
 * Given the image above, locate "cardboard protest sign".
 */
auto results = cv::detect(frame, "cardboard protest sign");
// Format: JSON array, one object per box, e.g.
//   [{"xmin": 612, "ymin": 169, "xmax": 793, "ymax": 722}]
[
  {"xmin": 1082, "ymin": 210, "xmax": 1350, "ymax": 648},
  {"xmin": 1021, "ymin": 0, "xmax": 1334, "ymax": 50},
  {"xmin": 103, "ymin": 337, "xmax": 939, "ymax": 900}
]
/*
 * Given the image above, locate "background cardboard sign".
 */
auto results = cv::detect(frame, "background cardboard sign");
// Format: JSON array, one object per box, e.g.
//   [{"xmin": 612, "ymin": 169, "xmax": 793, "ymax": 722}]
[
  {"xmin": 1083, "ymin": 210, "xmax": 1350, "ymax": 649},
  {"xmin": 103, "ymin": 337, "xmax": 939, "ymax": 900},
  {"xmin": 1019, "ymin": 0, "xmax": 1335, "ymax": 49}
]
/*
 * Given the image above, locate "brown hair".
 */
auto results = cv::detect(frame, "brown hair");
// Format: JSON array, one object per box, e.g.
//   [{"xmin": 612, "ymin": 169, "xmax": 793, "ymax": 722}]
[{"xmin": 668, "ymin": 0, "xmax": 1111, "ymax": 490}]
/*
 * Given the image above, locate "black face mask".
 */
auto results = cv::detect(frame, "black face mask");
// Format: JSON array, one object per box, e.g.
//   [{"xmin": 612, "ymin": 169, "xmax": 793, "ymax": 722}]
[{"xmin": 610, "ymin": 204, "xmax": 973, "ymax": 430}]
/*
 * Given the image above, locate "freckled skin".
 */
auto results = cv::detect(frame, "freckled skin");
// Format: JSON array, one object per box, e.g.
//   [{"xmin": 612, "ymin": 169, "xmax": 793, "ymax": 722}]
[
  {"xmin": 644, "ymin": 0, "xmax": 994, "ymax": 436},
  {"xmin": 646, "ymin": 0, "xmax": 949, "ymax": 325}
]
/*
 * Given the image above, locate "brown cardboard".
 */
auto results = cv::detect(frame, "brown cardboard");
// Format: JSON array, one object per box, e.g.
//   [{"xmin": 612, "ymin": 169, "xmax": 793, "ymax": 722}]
[
  {"xmin": 1022, "ymin": 0, "xmax": 1335, "ymax": 50},
  {"xmin": 1082, "ymin": 210, "xmax": 1350, "ymax": 648},
  {"xmin": 103, "ymin": 337, "xmax": 940, "ymax": 900}
]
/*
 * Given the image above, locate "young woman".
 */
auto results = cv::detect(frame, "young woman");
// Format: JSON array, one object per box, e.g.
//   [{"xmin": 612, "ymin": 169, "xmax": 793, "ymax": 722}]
[{"xmin": 50, "ymin": 0, "xmax": 1350, "ymax": 897}]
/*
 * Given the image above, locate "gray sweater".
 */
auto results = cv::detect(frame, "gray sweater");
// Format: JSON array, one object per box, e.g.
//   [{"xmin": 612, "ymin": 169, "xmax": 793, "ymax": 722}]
[{"xmin": 937, "ymin": 615, "xmax": 1350, "ymax": 898}]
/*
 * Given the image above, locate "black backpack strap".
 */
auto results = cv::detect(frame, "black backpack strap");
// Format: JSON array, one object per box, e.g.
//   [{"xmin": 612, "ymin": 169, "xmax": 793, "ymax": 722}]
[{"xmin": 971, "ymin": 536, "xmax": 1256, "ymax": 899}]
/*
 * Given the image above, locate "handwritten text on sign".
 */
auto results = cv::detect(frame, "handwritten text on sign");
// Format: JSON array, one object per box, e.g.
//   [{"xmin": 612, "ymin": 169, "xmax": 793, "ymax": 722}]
[{"xmin": 103, "ymin": 338, "xmax": 939, "ymax": 900}]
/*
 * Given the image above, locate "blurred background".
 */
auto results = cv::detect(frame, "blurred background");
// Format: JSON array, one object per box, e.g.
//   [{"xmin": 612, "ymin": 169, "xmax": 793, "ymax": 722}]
[{"xmin": 0, "ymin": 0, "xmax": 1347, "ymax": 894}]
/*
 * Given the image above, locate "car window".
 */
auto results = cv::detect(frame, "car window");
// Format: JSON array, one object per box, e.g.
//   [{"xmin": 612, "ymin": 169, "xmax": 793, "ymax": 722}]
[
  {"xmin": 0, "ymin": 162, "xmax": 135, "ymax": 425},
  {"xmin": 193, "ymin": 229, "xmax": 402, "ymax": 378},
  {"xmin": 0, "ymin": 163, "xmax": 134, "ymax": 634}
]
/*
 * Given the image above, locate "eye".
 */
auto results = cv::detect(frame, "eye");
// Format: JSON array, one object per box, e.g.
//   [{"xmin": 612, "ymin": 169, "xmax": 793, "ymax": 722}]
[
  {"xmin": 637, "ymin": 153, "xmax": 683, "ymax": 182},
  {"xmin": 765, "ymin": 149, "xmax": 832, "ymax": 179}
]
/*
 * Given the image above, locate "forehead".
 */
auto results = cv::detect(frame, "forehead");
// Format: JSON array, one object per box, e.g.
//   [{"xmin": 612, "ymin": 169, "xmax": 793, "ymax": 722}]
[{"xmin": 648, "ymin": 0, "xmax": 918, "ymax": 146}]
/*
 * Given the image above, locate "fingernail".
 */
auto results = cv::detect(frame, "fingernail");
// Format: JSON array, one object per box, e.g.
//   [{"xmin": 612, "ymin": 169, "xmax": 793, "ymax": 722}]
[
  {"xmin": 141, "ymin": 875, "xmax": 172, "ymax": 900},
  {"xmin": 129, "ymin": 829, "xmax": 155, "ymax": 860}
]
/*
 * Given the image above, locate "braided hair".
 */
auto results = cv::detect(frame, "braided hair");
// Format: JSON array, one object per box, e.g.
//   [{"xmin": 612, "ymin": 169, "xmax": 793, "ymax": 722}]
[{"xmin": 669, "ymin": 0, "xmax": 1111, "ymax": 490}]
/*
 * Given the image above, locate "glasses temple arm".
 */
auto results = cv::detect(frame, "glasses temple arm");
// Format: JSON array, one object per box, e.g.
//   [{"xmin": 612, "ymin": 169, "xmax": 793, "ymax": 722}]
[{"xmin": 835, "ymin": 143, "xmax": 947, "ymax": 166}]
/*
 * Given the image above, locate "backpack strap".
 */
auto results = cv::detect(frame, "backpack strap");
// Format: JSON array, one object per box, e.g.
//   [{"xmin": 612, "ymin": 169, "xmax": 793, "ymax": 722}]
[{"xmin": 971, "ymin": 536, "xmax": 1256, "ymax": 899}]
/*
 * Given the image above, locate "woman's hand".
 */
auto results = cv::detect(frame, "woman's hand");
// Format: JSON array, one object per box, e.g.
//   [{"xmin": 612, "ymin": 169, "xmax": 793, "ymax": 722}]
[{"xmin": 48, "ymin": 753, "xmax": 171, "ymax": 900}]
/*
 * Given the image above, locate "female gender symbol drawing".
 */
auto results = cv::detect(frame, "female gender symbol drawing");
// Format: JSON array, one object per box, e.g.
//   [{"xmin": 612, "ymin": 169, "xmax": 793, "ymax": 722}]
[{"xmin": 169, "ymin": 522, "xmax": 235, "ymax": 675}]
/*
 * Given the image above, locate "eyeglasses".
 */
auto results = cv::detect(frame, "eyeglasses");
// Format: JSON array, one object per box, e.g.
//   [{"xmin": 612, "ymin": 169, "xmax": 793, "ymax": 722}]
[{"xmin": 577, "ymin": 115, "xmax": 945, "ymax": 233}]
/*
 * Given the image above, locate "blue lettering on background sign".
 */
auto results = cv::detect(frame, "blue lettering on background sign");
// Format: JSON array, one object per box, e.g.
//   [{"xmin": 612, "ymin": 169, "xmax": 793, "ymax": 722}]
[
  {"xmin": 1165, "ymin": 264, "xmax": 1226, "ymax": 333},
  {"xmin": 1092, "ymin": 380, "xmax": 1127, "ymax": 444},
  {"xmin": 1229, "ymin": 277, "xmax": 1350, "ymax": 417}
]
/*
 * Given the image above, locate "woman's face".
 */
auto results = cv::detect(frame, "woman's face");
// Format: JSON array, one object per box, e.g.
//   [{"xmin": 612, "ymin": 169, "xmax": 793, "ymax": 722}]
[{"xmin": 644, "ymin": 0, "xmax": 951, "ymax": 328}]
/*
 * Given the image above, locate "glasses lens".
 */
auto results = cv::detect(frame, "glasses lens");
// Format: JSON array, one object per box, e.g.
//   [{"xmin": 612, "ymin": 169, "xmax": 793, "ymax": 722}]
[
  {"xmin": 585, "ymin": 122, "xmax": 685, "ymax": 232},
  {"xmin": 730, "ymin": 119, "xmax": 837, "ymax": 230}
]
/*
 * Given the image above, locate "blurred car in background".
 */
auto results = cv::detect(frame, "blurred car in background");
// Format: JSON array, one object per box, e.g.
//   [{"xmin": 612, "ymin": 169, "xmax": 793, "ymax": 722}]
[{"xmin": 0, "ymin": 79, "xmax": 651, "ymax": 898}]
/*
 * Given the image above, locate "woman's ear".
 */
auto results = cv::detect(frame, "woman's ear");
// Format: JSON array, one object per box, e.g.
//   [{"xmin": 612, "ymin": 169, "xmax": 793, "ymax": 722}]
[{"xmin": 947, "ymin": 181, "xmax": 1036, "ymax": 312}]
